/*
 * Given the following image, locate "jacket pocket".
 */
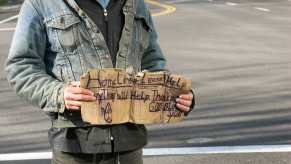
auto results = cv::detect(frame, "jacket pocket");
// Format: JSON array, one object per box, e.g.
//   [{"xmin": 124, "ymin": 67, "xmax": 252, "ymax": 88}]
[
  {"xmin": 54, "ymin": 56, "xmax": 76, "ymax": 82},
  {"xmin": 58, "ymin": 63, "xmax": 69, "ymax": 82},
  {"xmin": 134, "ymin": 13, "xmax": 152, "ymax": 54},
  {"xmin": 45, "ymin": 14, "xmax": 81, "ymax": 53}
]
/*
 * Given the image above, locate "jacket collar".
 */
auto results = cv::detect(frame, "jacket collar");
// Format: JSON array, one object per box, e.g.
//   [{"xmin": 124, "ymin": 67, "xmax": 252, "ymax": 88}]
[{"xmin": 65, "ymin": 0, "xmax": 135, "ymax": 15}]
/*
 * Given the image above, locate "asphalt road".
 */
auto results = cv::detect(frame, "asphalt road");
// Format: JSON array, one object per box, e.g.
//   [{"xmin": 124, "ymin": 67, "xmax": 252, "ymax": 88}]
[
  {"xmin": 3, "ymin": 152, "xmax": 291, "ymax": 164},
  {"xmin": 147, "ymin": 0, "xmax": 291, "ymax": 148},
  {"xmin": 0, "ymin": 0, "xmax": 291, "ymax": 162}
]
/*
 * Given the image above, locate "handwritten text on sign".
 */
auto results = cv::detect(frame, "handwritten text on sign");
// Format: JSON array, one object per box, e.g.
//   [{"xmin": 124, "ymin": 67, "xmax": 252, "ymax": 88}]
[{"xmin": 80, "ymin": 69, "xmax": 191, "ymax": 125}]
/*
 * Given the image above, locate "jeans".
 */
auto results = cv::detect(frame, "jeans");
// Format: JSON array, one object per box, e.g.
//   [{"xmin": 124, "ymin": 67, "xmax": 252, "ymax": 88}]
[{"xmin": 52, "ymin": 149, "xmax": 143, "ymax": 164}]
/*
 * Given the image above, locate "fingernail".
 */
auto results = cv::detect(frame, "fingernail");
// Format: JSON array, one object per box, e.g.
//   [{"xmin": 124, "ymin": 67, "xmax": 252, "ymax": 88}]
[{"xmin": 176, "ymin": 98, "xmax": 180, "ymax": 102}]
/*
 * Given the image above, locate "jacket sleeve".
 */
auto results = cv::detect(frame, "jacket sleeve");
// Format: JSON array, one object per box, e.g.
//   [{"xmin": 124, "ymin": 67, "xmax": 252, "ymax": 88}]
[
  {"xmin": 140, "ymin": 8, "xmax": 196, "ymax": 115},
  {"xmin": 5, "ymin": 0, "xmax": 66, "ymax": 113},
  {"xmin": 141, "ymin": 10, "xmax": 166, "ymax": 71}
]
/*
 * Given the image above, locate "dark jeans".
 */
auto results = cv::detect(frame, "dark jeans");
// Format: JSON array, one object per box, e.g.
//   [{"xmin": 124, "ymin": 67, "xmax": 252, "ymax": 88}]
[{"xmin": 52, "ymin": 149, "xmax": 143, "ymax": 164}]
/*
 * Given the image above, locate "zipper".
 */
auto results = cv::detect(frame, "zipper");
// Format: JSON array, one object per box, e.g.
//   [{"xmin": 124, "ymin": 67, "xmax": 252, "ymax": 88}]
[
  {"xmin": 104, "ymin": 9, "xmax": 108, "ymax": 22},
  {"xmin": 104, "ymin": 9, "xmax": 109, "ymax": 44},
  {"xmin": 109, "ymin": 127, "xmax": 114, "ymax": 153},
  {"xmin": 109, "ymin": 128, "xmax": 114, "ymax": 141},
  {"xmin": 103, "ymin": 8, "xmax": 112, "ymax": 65},
  {"xmin": 103, "ymin": 8, "xmax": 113, "ymax": 150}
]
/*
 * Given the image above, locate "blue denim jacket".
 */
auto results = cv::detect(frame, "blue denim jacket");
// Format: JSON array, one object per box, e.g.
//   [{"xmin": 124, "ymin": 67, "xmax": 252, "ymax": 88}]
[{"xmin": 6, "ymin": 0, "xmax": 166, "ymax": 127}]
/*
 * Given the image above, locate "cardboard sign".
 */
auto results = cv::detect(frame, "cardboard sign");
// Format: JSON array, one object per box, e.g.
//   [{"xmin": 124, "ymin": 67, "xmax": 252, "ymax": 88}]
[{"xmin": 80, "ymin": 69, "xmax": 191, "ymax": 125}]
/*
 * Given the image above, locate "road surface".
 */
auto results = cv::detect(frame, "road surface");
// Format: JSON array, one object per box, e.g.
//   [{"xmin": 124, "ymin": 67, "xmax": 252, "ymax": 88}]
[{"xmin": 0, "ymin": 0, "xmax": 291, "ymax": 163}]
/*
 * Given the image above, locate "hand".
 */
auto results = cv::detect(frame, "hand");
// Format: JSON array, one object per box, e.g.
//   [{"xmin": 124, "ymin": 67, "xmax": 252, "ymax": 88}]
[
  {"xmin": 64, "ymin": 82, "xmax": 96, "ymax": 111},
  {"xmin": 176, "ymin": 92, "xmax": 194, "ymax": 113}
]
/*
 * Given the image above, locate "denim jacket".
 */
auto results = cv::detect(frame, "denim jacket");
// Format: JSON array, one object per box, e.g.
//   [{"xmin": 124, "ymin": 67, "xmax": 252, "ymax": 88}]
[{"xmin": 6, "ymin": 0, "xmax": 166, "ymax": 128}]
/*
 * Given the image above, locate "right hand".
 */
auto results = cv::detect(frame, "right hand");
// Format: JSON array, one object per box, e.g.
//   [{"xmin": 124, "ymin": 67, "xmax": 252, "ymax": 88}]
[{"xmin": 64, "ymin": 82, "xmax": 96, "ymax": 111}]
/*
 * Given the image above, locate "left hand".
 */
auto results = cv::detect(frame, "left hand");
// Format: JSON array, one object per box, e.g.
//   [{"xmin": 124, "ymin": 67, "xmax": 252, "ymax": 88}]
[{"xmin": 176, "ymin": 92, "xmax": 194, "ymax": 113}]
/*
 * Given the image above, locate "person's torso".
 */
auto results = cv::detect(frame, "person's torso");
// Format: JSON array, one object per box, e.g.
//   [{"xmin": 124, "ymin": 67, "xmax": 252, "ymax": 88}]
[
  {"xmin": 38, "ymin": 0, "xmax": 152, "ymax": 85},
  {"xmin": 39, "ymin": 0, "xmax": 151, "ymax": 153}
]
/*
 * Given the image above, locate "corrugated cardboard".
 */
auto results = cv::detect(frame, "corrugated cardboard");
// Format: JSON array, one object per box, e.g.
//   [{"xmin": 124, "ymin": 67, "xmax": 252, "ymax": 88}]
[{"xmin": 80, "ymin": 68, "xmax": 191, "ymax": 125}]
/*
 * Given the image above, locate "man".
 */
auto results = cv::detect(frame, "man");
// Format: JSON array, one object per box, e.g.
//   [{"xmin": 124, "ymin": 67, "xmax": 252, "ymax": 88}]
[{"xmin": 6, "ymin": 0, "xmax": 195, "ymax": 163}]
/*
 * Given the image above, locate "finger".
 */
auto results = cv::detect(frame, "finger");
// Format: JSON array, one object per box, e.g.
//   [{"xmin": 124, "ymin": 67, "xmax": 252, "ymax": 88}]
[
  {"xmin": 176, "ymin": 103, "xmax": 190, "ymax": 113},
  {"xmin": 67, "ymin": 87, "xmax": 94, "ymax": 96},
  {"xmin": 65, "ymin": 93, "xmax": 96, "ymax": 101},
  {"xmin": 176, "ymin": 98, "xmax": 192, "ymax": 107},
  {"xmin": 179, "ymin": 93, "xmax": 193, "ymax": 100},
  {"xmin": 70, "ymin": 81, "xmax": 80, "ymax": 87},
  {"xmin": 66, "ymin": 100, "xmax": 82, "ymax": 107},
  {"xmin": 66, "ymin": 105, "xmax": 81, "ymax": 111}
]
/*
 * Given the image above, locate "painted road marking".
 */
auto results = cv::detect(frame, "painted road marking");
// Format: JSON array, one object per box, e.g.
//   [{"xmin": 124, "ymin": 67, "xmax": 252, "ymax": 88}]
[
  {"xmin": 254, "ymin": 7, "xmax": 270, "ymax": 12},
  {"xmin": 144, "ymin": 145, "xmax": 291, "ymax": 155},
  {"xmin": 0, "ymin": 1, "xmax": 176, "ymax": 32},
  {"xmin": 0, "ymin": 14, "xmax": 18, "ymax": 24},
  {"xmin": 0, "ymin": 152, "xmax": 51, "ymax": 161},
  {"xmin": 226, "ymin": 2, "xmax": 238, "ymax": 6},
  {"xmin": 0, "ymin": 27, "xmax": 15, "ymax": 31},
  {"xmin": 0, "ymin": 0, "xmax": 176, "ymax": 24},
  {"xmin": 1, "ymin": 145, "xmax": 291, "ymax": 161},
  {"xmin": 145, "ymin": 0, "xmax": 176, "ymax": 17}
]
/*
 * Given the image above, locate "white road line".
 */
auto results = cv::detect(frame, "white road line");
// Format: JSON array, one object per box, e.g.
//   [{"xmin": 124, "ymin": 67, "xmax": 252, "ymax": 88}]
[
  {"xmin": 1, "ymin": 145, "xmax": 291, "ymax": 161},
  {"xmin": 0, "ymin": 4, "xmax": 21, "ymax": 10},
  {"xmin": 226, "ymin": 2, "xmax": 238, "ymax": 6},
  {"xmin": 144, "ymin": 145, "xmax": 291, "ymax": 155},
  {"xmin": 0, "ymin": 14, "xmax": 19, "ymax": 24},
  {"xmin": 0, "ymin": 152, "xmax": 52, "ymax": 161},
  {"xmin": 0, "ymin": 27, "xmax": 15, "ymax": 31},
  {"xmin": 254, "ymin": 7, "xmax": 270, "ymax": 12}
]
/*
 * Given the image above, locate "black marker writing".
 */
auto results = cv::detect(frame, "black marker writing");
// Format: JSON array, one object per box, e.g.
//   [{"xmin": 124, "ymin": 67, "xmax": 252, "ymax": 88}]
[{"xmin": 101, "ymin": 103, "xmax": 112, "ymax": 123}]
